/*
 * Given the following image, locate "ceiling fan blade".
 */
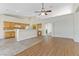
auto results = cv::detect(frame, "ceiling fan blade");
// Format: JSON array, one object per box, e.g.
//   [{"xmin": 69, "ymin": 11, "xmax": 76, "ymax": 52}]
[
  {"xmin": 35, "ymin": 11, "xmax": 42, "ymax": 13},
  {"xmin": 46, "ymin": 10, "xmax": 52, "ymax": 12}
]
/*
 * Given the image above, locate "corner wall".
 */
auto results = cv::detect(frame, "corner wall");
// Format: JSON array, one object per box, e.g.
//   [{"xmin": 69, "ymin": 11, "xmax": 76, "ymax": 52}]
[{"xmin": 74, "ymin": 12, "xmax": 79, "ymax": 42}]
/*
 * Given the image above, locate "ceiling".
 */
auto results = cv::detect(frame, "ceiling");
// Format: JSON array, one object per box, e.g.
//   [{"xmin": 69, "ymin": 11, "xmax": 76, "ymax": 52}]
[{"xmin": 0, "ymin": 3, "xmax": 79, "ymax": 19}]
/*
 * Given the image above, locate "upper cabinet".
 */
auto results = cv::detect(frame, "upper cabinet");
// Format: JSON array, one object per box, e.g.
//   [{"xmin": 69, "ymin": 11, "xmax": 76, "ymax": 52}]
[
  {"xmin": 37, "ymin": 24, "xmax": 42, "ymax": 30},
  {"xmin": 4, "ymin": 21, "xmax": 29, "ymax": 30},
  {"xmin": 32, "ymin": 23, "xmax": 42, "ymax": 30},
  {"xmin": 14, "ymin": 23, "xmax": 27, "ymax": 29},
  {"xmin": 4, "ymin": 21, "xmax": 14, "ymax": 30}
]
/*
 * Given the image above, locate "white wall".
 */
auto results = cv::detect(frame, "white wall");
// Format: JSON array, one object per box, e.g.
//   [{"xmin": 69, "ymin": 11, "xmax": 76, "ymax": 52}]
[
  {"xmin": 74, "ymin": 12, "xmax": 79, "ymax": 42},
  {"xmin": 0, "ymin": 17, "xmax": 4, "ymax": 39},
  {"xmin": 54, "ymin": 18, "xmax": 73, "ymax": 38},
  {"xmin": 52, "ymin": 14, "xmax": 74, "ymax": 38},
  {"xmin": 47, "ymin": 12, "xmax": 79, "ymax": 42},
  {"xmin": 40, "ymin": 14, "xmax": 74, "ymax": 39},
  {"xmin": 41, "ymin": 14, "xmax": 74, "ymax": 40}
]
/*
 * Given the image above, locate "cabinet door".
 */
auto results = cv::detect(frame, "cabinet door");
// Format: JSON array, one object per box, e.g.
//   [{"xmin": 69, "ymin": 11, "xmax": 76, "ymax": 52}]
[
  {"xmin": 21, "ymin": 24, "xmax": 26, "ymax": 29},
  {"xmin": 14, "ymin": 23, "xmax": 27, "ymax": 29},
  {"xmin": 5, "ymin": 32, "xmax": 10, "ymax": 39},
  {"xmin": 37, "ymin": 24, "xmax": 42, "ymax": 30},
  {"xmin": 5, "ymin": 31, "xmax": 15, "ymax": 39},
  {"xmin": 4, "ymin": 22, "xmax": 14, "ymax": 30},
  {"xmin": 11, "ymin": 31, "xmax": 15, "ymax": 38}
]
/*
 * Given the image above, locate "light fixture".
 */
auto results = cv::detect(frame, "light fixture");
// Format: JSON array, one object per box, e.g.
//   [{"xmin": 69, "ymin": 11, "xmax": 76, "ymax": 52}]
[
  {"xmin": 40, "ymin": 12, "xmax": 45, "ymax": 16},
  {"xmin": 40, "ymin": 12, "xmax": 47, "ymax": 16},
  {"xmin": 35, "ymin": 3, "xmax": 52, "ymax": 16}
]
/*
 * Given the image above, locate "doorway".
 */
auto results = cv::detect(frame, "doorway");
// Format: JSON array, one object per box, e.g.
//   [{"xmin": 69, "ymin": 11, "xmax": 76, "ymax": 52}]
[{"xmin": 45, "ymin": 23, "xmax": 53, "ymax": 36}]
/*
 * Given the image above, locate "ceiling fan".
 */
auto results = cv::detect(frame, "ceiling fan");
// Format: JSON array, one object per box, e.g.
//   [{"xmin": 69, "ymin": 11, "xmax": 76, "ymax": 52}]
[{"xmin": 35, "ymin": 3, "xmax": 52, "ymax": 16}]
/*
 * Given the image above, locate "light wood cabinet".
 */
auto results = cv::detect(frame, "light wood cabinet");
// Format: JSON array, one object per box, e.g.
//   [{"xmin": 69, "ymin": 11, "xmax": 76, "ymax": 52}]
[
  {"xmin": 32, "ymin": 23, "xmax": 42, "ymax": 30},
  {"xmin": 4, "ymin": 21, "xmax": 29, "ymax": 30},
  {"xmin": 37, "ymin": 24, "xmax": 42, "ymax": 30},
  {"xmin": 4, "ymin": 21, "xmax": 29, "ymax": 39},
  {"xmin": 14, "ymin": 23, "xmax": 27, "ymax": 29},
  {"xmin": 5, "ymin": 31, "xmax": 15, "ymax": 39},
  {"xmin": 4, "ymin": 22, "xmax": 14, "ymax": 30}
]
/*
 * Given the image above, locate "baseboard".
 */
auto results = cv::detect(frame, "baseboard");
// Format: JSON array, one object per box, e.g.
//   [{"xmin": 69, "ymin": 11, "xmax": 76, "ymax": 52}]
[{"xmin": 51, "ymin": 36, "xmax": 73, "ymax": 39}]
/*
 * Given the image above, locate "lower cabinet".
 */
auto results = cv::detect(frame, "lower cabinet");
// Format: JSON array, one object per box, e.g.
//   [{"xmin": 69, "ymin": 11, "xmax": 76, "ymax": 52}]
[{"xmin": 5, "ymin": 31, "xmax": 15, "ymax": 39}]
